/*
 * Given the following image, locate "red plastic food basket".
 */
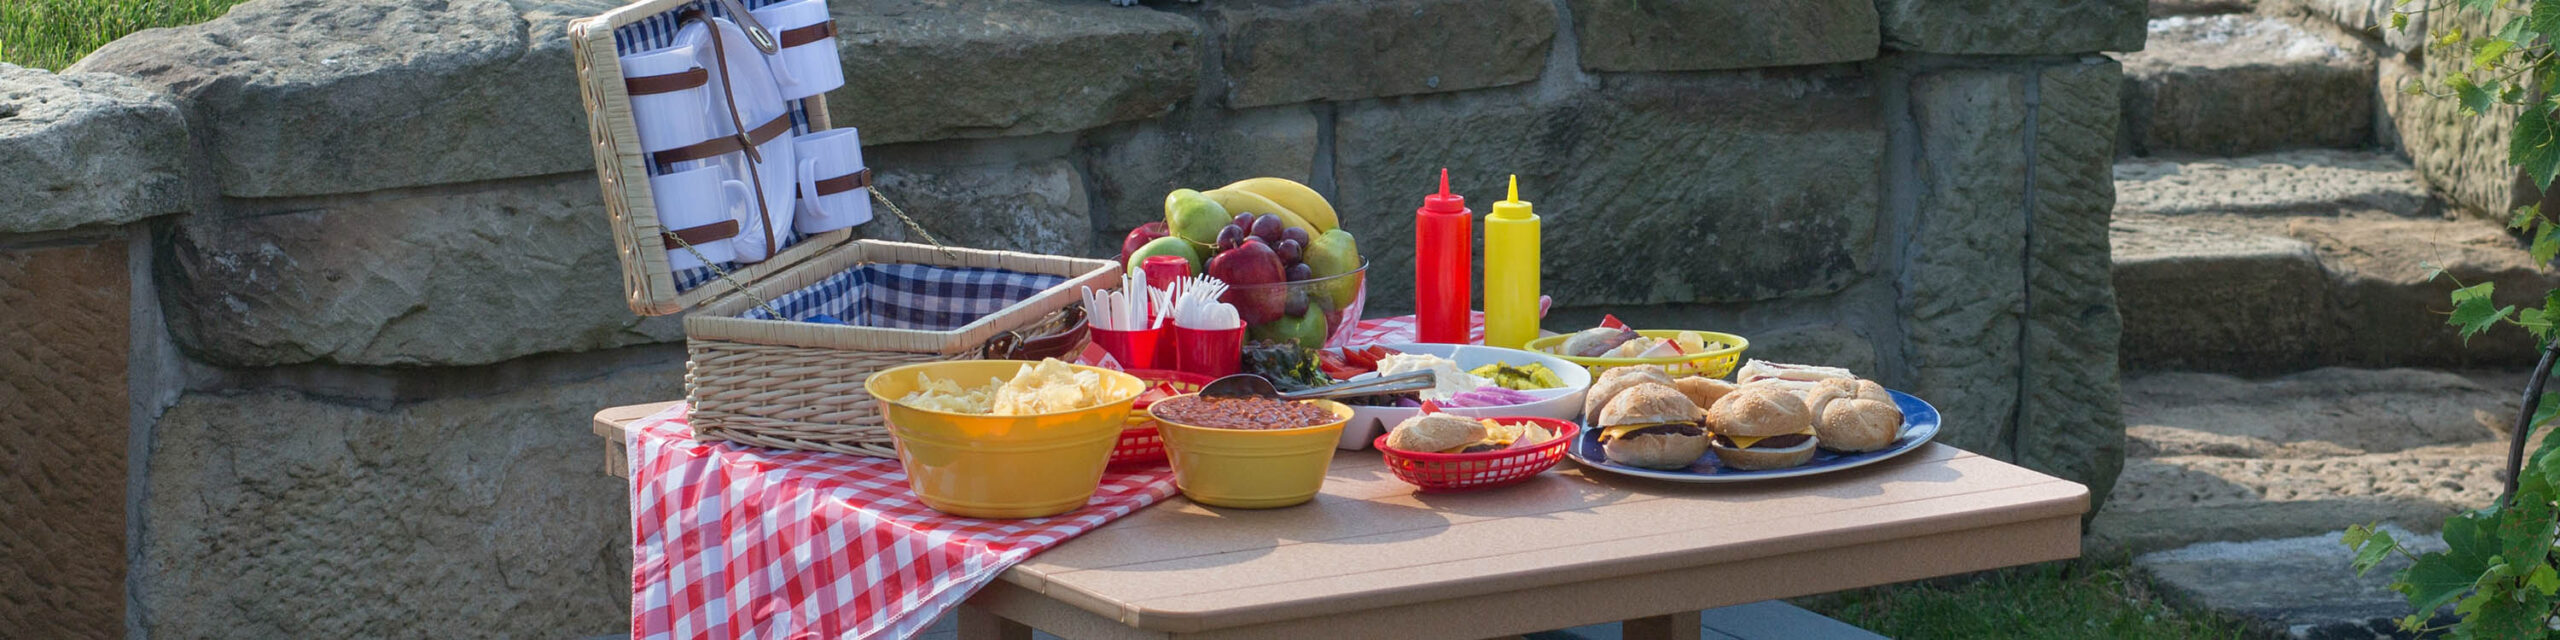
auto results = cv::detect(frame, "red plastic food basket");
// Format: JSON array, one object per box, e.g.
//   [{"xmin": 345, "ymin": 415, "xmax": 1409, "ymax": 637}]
[
  {"xmin": 1373, "ymin": 416, "xmax": 1581, "ymax": 492},
  {"xmin": 1111, "ymin": 369, "xmax": 1213, "ymax": 465}
]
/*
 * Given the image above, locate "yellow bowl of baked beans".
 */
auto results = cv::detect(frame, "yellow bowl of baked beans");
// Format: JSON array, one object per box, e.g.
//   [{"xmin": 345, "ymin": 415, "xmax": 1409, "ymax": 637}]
[{"xmin": 1148, "ymin": 395, "xmax": 1353, "ymax": 509}]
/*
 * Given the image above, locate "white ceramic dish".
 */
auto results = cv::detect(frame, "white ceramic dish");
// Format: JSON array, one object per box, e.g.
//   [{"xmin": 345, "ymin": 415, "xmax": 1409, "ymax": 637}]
[{"xmin": 1330, "ymin": 343, "xmax": 1591, "ymax": 450}]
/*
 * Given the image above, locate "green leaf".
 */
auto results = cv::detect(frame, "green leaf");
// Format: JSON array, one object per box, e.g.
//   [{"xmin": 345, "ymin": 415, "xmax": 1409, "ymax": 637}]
[
  {"xmin": 2400, "ymin": 511, "xmax": 2500, "ymax": 614},
  {"xmin": 2455, "ymin": 282, "xmax": 2498, "ymax": 304},
  {"xmin": 2532, "ymin": 225, "xmax": 2560, "ymax": 264},
  {"xmin": 2533, "ymin": 0, "xmax": 2560, "ymax": 44},
  {"xmin": 2511, "ymin": 106, "xmax": 2560, "ymax": 190},
  {"xmin": 2533, "ymin": 564, "xmax": 2560, "ymax": 596},
  {"xmin": 2456, "ymin": 74, "xmax": 2498, "ymax": 116},
  {"xmin": 2513, "ymin": 204, "xmax": 2542, "ymax": 231},
  {"xmin": 2475, "ymin": 39, "xmax": 2516, "ymax": 69},
  {"xmin": 2355, "ymin": 527, "xmax": 2403, "ymax": 577},
  {"xmin": 2452, "ymin": 299, "xmax": 2515, "ymax": 340},
  {"xmin": 2345, "ymin": 523, "xmax": 2374, "ymax": 550},
  {"xmin": 2392, "ymin": 11, "xmax": 2409, "ymax": 31}
]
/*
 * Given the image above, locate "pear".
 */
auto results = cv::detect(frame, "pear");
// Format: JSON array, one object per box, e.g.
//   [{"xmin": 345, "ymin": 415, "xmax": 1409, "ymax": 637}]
[
  {"xmin": 1302, "ymin": 229, "xmax": 1363, "ymax": 311},
  {"xmin": 1163, "ymin": 189, "xmax": 1229, "ymax": 248}
]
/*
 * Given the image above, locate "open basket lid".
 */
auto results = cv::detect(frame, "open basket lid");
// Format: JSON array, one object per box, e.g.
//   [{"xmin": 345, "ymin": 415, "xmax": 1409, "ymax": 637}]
[{"xmin": 568, "ymin": 0, "xmax": 846, "ymax": 316}]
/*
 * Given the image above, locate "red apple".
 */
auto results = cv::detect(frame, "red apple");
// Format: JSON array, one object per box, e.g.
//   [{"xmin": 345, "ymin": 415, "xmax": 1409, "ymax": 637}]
[
  {"xmin": 1119, "ymin": 221, "xmax": 1170, "ymax": 265},
  {"xmin": 1209, "ymin": 241, "xmax": 1288, "ymax": 324}
]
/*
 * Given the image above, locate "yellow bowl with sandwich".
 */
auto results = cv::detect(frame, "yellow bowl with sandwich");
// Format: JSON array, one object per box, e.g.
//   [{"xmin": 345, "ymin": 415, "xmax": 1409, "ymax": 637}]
[
  {"xmin": 1148, "ymin": 394, "xmax": 1353, "ymax": 509},
  {"xmin": 865, "ymin": 360, "xmax": 1144, "ymax": 519}
]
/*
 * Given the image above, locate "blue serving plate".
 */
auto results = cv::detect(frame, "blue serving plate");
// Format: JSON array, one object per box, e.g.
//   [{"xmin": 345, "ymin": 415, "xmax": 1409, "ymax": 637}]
[{"xmin": 1566, "ymin": 389, "xmax": 1941, "ymax": 483}]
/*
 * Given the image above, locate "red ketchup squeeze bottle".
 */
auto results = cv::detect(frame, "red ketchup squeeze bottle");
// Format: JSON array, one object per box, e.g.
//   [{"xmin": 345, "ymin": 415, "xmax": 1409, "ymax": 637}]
[{"xmin": 1414, "ymin": 168, "xmax": 1473, "ymax": 344}]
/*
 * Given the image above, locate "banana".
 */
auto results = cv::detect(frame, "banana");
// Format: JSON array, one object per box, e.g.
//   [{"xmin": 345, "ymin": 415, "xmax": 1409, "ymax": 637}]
[
  {"xmin": 1220, "ymin": 177, "xmax": 1338, "ymax": 232},
  {"xmin": 1200, "ymin": 187, "xmax": 1320, "ymax": 237}
]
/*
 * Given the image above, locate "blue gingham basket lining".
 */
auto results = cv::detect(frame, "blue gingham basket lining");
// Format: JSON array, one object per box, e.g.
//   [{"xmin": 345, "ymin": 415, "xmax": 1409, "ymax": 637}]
[
  {"xmin": 739, "ymin": 264, "xmax": 1070, "ymax": 332},
  {"xmin": 615, "ymin": 0, "xmax": 817, "ymax": 295}
]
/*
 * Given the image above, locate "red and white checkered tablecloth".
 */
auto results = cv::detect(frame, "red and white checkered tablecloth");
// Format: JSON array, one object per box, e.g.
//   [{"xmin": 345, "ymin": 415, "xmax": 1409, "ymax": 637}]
[{"xmin": 623, "ymin": 315, "xmax": 1475, "ymax": 640}]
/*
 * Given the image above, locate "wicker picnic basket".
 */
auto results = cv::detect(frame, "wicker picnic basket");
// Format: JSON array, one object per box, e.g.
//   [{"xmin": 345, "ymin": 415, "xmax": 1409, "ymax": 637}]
[{"xmin": 568, "ymin": 0, "xmax": 1117, "ymax": 457}]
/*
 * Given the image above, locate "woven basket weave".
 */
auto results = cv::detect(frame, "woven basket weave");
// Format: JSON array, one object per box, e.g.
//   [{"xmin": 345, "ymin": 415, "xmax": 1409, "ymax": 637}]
[{"xmin": 569, "ymin": 0, "xmax": 1118, "ymax": 457}]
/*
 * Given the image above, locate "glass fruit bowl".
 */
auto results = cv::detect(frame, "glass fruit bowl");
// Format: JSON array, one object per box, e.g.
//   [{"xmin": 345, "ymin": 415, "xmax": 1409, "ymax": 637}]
[{"xmin": 1221, "ymin": 261, "xmax": 1367, "ymax": 350}]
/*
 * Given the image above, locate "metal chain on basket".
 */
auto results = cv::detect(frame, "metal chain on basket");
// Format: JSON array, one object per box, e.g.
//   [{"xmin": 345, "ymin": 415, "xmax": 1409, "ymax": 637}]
[
  {"xmin": 869, "ymin": 186, "xmax": 957, "ymax": 258},
  {"xmin": 666, "ymin": 232, "xmax": 789, "ymax": 320}
]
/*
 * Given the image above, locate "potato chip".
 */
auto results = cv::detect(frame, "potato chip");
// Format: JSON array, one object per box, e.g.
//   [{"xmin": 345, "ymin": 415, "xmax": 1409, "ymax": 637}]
[{"xmin": 899, "ymin": 358, "xmax": 1116, "ymax": 416}]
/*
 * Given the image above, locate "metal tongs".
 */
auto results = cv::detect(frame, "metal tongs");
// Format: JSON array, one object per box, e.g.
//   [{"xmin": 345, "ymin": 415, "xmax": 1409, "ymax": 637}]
[{"xmin": 1199, "ymin": 370, "xmax": 1437, "ymax": 401}]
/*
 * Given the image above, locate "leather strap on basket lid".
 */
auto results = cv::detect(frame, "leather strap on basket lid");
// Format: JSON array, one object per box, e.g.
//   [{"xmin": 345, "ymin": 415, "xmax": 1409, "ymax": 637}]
[
  {"xmin": 811, "ymin": 167, "xmax": 871, "ymax": 196},
  {"xmin": 662, "ymin": 219, "xmax": 739, "ymax": 250},
  {"xmin": 625, "ymin": 68, "xmax": 708, "ymax": 95},
  {"xmin": 649, "ymin": 113, "xmax": 792, "ymax": 165},
  {"xmin": 683, "ymin": 7, "xmax": 777, "ymax": 257},
  {"xmin": 777, "ymin": 21, "xmax": 835, "ymax": 48}
]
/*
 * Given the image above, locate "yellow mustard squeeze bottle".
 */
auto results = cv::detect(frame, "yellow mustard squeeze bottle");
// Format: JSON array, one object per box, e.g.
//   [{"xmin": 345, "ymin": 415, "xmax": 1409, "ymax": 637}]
[{"xmin": 1482, "ymin": 175, "xmax": 1541, "ymax": 349}]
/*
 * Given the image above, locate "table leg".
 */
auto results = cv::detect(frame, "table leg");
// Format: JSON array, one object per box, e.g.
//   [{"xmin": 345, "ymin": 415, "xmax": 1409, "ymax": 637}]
[
  {"xmin": 958, "ymin": 603, "xmax": 1033, "ymax": 640},
  {"xmin": 1622, "ymin": 610, "xmax": 1701, "ymax": 640}
]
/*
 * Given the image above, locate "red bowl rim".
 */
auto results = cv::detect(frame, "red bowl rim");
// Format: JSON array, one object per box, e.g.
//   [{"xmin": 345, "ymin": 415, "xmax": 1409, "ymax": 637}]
[{"xmin": 1372, "ymin": 416, "xmax": 1582, "ymax": 461}]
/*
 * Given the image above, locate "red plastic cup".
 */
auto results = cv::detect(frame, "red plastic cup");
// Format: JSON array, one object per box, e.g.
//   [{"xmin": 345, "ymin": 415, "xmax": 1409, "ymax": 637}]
[
  {"xmin": 1140, "ymin": 255, "xmax": 1192, "ymax": 291},
  {"xmin": 1172, "ymin": 324, "xmax": 1246, "ymax": 378},
  {"xmin": 1091, "ymin": 326, "xmax": 1169, "ymax": 370}
]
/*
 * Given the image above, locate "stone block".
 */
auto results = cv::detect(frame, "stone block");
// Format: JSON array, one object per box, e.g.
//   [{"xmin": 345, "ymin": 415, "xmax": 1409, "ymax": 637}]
[
  {"xmin": 1333, "ymin": 70, "xmax": 1881, "ymax": 312},
  {"xmin": 2380, "ymin": 7, "xmax": 2521, "ymax": 219},
  {"xmin": 829, "ymin": 0, "xmax": 1198, "ymax": 145},
  {"xmin": 852, "ymin": 145, "xmax": 1095, "ymax": 258},
  {"xmin": 2111, "ymin": 217, "xmax": 2333, "ymax": 372},
  {"xmin": 162, "ymin": 174, "xmax": 683, "ymax": 367},
  {"xmin": 2022, "ymin": 59, "xmax": 2126, "ymax": 508},
  {"xmin": 1905, "ymin": 68, "xmax": 2027, "ymax": 459},
  {"xmin": 1743, "ymin": 323, "xmax": 1879, "ymax": 376},
  {"xmin": 72, "ymin": 0, "xmax": 619, "ymax": 197},
  {"xmin": 0, "ymin": 238, "xmax": 130, "ymax": 639},
  {"xmin": 1876, "ymin": 0, "xmax": 2146, "ymax": 55},
  {"xmin": 133, "ymin": 363, "xmax": 675, "ymax": 638},
  {"xmin": 2113, "ymin": 150, "xmax": 2434, "ymax": 218},
  {"xmin": 1569, "ymin": 0, "xmax": 1877, "ymax": 72},
  {"xmin": 0, "ymin": 64, "xmax": 192, "ymax": 233},
  {"xmin": 1084, "ymin": 107, "xmax": 1320, "ymax": 256},
  {"xmin": 2121, "ymin": 15, "xmax": 2374, "ymax": 156},
  {"xmin": 1218, "ymin": 0, "xmax": 1552, "ymax": 108}
]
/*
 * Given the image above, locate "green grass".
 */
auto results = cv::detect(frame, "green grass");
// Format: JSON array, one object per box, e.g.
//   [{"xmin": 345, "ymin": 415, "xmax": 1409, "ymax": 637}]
[
  {"xmin": 1, "ymin": 0, "xmax": 247, "ymax": 71},
  {"xmin": 1794, "ymin": 558, "xmax": 2274, "ymax": 639}
]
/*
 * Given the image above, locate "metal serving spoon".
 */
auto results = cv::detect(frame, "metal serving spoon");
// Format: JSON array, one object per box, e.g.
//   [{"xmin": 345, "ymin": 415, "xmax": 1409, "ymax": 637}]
[{"xmin": 1199, "ymin": 370, "xmax": 1437, "ymax": 401}]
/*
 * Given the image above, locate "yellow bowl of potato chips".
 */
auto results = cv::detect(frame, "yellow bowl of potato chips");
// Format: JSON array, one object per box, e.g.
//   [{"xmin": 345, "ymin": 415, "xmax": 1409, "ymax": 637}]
[{"xmin": 865, "ymin": 359, "xmax": 1145, "ymax": 519}]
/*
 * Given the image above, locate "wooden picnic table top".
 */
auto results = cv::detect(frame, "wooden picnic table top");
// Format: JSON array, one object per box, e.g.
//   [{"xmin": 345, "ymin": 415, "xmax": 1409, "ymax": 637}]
[{"xmin": 593, "ymin": 402, "xmax": 2088, "ymax": 639}]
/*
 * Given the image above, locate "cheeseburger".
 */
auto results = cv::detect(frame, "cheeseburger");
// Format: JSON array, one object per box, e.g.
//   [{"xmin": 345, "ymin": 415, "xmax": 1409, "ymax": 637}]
[
  {"xmin": 1595, "ymin": 384, "xmax": 1709, "ymax": 469},
  {"xmin": 1703, "ymin": 385, "xmax": 1818, "ymax": 470}
]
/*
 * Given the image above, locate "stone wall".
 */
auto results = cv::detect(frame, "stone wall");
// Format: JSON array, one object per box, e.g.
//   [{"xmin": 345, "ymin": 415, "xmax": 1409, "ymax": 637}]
[{"xmin": 0, "ymin": 0, "xmax": 2140, "ymax": 636}]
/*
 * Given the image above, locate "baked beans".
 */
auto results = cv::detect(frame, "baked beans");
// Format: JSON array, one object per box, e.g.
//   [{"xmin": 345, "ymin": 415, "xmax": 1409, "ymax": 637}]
[{"xmin": 1149, "ymin": 396, "xmax": 1338, "ymax": 430}]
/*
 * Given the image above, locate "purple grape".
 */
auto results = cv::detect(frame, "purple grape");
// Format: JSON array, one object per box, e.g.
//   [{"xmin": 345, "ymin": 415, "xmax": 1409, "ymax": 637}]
[
  {"xmin": 1282, "ymin": 227, "xmax": 1310, "ymax": 247},
  {"xmin": 1216, "ymin": 225, "xmax": 1244, "ymax": 247},
  {"xmin": 1285, "ymin": 291, "xmax": 1311, "ymax": 317},
  {"xmin": 1251, "ymin": 214, "xmax": 1284, "ymax": 243},
  {"xmin": 1242, "ymin": 235, "xmax": 1267, "ymax": 247},
  {"xmin": 1275, "ymin": 238, "xmax": 1303, "ymax": 264},
  {"xmin": 1232, "ymin": 212, "xmax": 1254, "ymax": 228},
  {"xmin": 1286, "ymin": 262, "xmax": 1313, "ymax": 282}
]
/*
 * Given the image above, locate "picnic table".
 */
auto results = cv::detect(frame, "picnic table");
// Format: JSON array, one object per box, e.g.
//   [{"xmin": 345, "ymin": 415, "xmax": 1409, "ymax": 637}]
[{"xmin": 592, "ymin": 400, "xmax": 2087, "ymax": 640}]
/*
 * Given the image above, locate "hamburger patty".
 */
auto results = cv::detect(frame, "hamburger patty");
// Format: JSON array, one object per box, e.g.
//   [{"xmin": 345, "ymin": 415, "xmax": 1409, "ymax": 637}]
[
  {"xmin": 1601, "ymin": 423, "xmax": 1704, "ymax": 443},
  {"xmin": 1713, "ymin": 433, "xmax": 1812, "ymax": 449}
]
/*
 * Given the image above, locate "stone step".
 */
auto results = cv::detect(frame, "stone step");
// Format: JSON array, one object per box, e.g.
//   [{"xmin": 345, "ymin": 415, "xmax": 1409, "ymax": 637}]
[
  {"xmin": 2134, "ymin": 525, "xmax": 2447, "ymax": 639},
  {"xmin": 2113, "ymin": 211, "xmax": 2554, "ymax": 372},
  {"xmin": 2091, "ymin": 367, "xmax": 2517, "ymax": 554},
  {"xmin": 2120, "ymin": 14, "xmax": 2376, "ymax": 156},
  {"xmin": 2115, "ymin": 150, "xmax": 2434, "ymax": 218}
]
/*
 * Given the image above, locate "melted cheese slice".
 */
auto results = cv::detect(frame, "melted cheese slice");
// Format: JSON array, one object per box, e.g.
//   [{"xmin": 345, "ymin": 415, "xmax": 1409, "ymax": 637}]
[
  {"xmin": 1722, "ymin": 428, "xmax": 1816, "ymax": 449},
  {"xmin": 1598, "ymin": 422, "xmax": 1682, "ymax": 443}
]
